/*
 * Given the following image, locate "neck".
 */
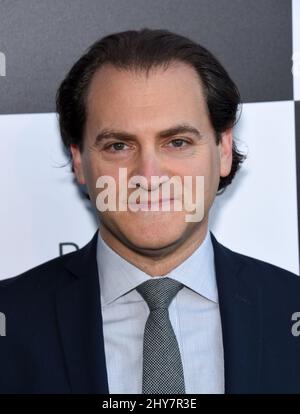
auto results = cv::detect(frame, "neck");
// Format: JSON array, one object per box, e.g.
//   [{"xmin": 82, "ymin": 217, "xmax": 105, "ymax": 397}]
[{"xmin": 99, "ymin": 218, "xmax": 209, "ymax": 277}]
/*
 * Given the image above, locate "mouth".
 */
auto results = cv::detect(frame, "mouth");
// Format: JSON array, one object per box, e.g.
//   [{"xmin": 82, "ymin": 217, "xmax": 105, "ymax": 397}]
[{"xmin": 128, "ymin": 198, "xmax": 175, "ymax": 209}]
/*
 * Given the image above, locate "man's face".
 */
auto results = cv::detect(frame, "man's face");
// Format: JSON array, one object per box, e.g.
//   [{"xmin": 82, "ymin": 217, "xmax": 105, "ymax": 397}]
[{"xmin": 71, "ymin": 61, "xmax": 232, "ymax": 254}]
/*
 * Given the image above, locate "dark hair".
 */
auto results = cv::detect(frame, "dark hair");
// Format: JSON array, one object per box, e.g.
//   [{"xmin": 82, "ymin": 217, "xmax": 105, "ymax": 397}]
[{"xmin": 56, "ymin": 28, "xmax": 246, "ymax": 194}]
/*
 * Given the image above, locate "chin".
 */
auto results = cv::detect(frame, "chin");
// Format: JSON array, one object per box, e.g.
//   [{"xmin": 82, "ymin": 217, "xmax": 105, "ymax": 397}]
[
  {"xmin": 126, "ymin": 235, "xmax": 181, "ymax": 254},
  {"xmin": 121, "ymin": 220, "xmax": 185, "ymax": 251}
]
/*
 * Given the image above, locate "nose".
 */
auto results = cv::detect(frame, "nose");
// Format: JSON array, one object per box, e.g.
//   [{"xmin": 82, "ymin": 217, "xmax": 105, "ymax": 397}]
[{"xmin": 133, "ymin": 148, "xmax": 169, "ymax": 191}]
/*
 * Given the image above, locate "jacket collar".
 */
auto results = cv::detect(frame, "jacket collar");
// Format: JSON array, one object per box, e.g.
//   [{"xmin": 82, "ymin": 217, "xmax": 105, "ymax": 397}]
[
  {"xmin": 56, "ymin": 230, "xmax": 109, "ymax": 394},
  {"xmin": 210, "ymin": 231, "xmax": 262, "ymax": 393}
]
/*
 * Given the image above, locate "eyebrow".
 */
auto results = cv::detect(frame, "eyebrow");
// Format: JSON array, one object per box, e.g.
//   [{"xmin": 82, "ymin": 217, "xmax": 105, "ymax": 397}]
[{"xmin": 94, "ymin": 123, "xmax": 202, "ymax": 145}]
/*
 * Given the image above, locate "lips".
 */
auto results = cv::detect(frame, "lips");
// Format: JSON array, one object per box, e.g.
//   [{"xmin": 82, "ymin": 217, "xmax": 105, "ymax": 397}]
[{"xmin": 129, "ymin": 198, "xmax": 174, "ymax": 208}]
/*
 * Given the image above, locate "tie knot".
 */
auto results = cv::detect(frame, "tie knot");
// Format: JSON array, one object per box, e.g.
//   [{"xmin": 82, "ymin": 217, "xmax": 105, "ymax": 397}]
[{"xmin": 136, "ymin": 277, "xmax": 184, "ymax": 310}]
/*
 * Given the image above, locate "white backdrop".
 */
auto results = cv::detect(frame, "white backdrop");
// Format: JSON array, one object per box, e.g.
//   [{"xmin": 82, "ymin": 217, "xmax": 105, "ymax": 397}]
[
  {"xmin": 0, "ymin": 100, "xmax": 299, "ymax": 279},
  {"xmin": 0, "ymin": 0, "xmax": 299, "ymax": 280}
]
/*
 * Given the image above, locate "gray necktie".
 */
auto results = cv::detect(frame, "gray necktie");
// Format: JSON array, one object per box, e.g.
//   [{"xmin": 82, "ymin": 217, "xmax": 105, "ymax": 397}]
[{"xmin": 136, "ymin": 277, "xmax": 186, "ymax": 394}]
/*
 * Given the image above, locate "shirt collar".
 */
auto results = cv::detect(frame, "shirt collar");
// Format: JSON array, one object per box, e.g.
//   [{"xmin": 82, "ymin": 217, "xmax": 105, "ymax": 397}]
[{"xmin": 97, "ymin": 228, "xmax": 218, "ymax": 306}]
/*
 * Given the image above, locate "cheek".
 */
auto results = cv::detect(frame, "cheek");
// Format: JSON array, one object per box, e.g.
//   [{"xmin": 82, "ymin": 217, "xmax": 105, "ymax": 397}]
[
  {"xmin": 85, "ymin": 163, "xmax": 125, "ymax": 206},
  {"xmin": 203, "ymin": 150, "xmax": 222, "ymax": 203},
  {"xmin": 185, "ymin": 150, "xmax": 220, "ymax": 200},
  {"xmin": 82, "ymin": 150, "xmax": 113, "ymax": 183},
  {"xmin": 181, "ymin": 150, "xmax": 216, "ymax": 179}
]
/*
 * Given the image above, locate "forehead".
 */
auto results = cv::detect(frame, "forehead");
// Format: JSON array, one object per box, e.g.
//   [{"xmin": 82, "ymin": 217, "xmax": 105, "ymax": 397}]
[{"xmin": 85, "ymin": 61, "xmax": 209, "ymax": 132}]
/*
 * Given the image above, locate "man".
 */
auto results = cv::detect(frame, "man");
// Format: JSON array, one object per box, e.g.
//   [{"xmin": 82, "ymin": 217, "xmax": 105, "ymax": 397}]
[{"xmin": 1, "ymin": 28, "xmax": 300, "ymax": 394}]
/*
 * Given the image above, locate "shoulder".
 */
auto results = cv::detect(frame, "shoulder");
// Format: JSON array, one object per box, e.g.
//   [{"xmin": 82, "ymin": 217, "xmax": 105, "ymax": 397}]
[
  {"xmin": 0, "ymin": 229, "xmax": 98, "ymax": 308},
  {"xmin": 218, "ymin": 240, "xmax": 300, "ymax": 299},
  {"xmin": 0, "ymin": 248, "xmax": 82, "ymax": 305},
  {"xmin": 210, "ymin": 231, "xmax": 300, "ymax": 289},
  {"xmin": 233, "ymin": 248, "xmax": 299, "ymax": 284}
]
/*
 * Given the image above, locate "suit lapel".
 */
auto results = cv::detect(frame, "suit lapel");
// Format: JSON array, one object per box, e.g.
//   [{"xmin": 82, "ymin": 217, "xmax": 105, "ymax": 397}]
[
  {"xmin": 56, "ymin": 230, "xmax": 109, "ymax": 394},
  {"xmin": 210, "ymin": 231, "xmax": 263, "ymax": 393},
  {"xmin": 55, "ymin": 228, "xmax": 262, "ymax": 394}
]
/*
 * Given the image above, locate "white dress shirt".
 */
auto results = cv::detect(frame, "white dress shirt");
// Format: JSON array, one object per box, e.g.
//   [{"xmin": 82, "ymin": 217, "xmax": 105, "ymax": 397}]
[{"xmin": 96, "ymin": 228, "xmax": 224, "ymax": 394}]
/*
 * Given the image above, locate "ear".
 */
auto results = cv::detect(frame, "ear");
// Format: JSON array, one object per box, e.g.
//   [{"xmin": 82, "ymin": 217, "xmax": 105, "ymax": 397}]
[
  {"xmin": 70, "ymin": 144, "xmax": 86, "ymax": 185},
  {"xmin": 218, "ymin": 128, "xmax": 233, "ymax": 178}
]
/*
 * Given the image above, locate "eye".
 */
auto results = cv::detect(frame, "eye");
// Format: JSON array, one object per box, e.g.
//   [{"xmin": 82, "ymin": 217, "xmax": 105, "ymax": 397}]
[
  {"xmin": 105, "ymin": 142, "xmax": 129, "ymax": 152},
  {"xmin": 168, "ymin": 139, "xmax": 190, "ymax": 149}
]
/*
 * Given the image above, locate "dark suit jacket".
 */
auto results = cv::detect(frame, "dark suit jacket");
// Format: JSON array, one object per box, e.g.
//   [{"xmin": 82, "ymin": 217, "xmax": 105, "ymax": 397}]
[{"xmin": 1, "ymin": 231, "xmax": 300, "ymax": 394}]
